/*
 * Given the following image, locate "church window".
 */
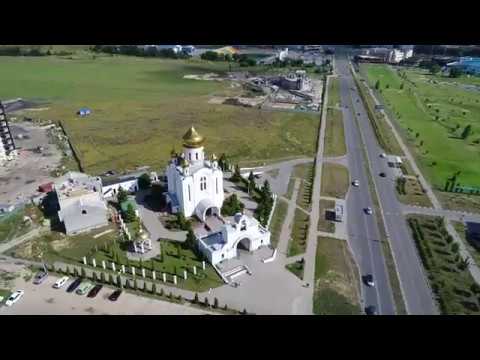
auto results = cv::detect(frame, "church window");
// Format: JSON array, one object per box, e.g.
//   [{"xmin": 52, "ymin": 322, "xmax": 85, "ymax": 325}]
[
  {"xmin": 189, "ymin": 153, "xmax": 191, "ymax": 161},
  {"xmin": 216, "ymin": 178, "xmax": 218, "ymax": 194},
  {"xmin": 196, "ymin": 152, "xmax": 199, "ymax": 160},
  {"xmin": 188, "ymin": 184, "xmax": 191, "ymax": 201},
  {"xmin": 200, "ymin": 176, "xmax": 207, "ymax": 191}
]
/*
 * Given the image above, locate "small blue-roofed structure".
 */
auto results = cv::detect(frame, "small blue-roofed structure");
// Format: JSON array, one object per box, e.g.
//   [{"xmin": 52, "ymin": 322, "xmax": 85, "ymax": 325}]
[{"xmin": 77, "ymin": 107, "xmax": 92, "ymax": 117}]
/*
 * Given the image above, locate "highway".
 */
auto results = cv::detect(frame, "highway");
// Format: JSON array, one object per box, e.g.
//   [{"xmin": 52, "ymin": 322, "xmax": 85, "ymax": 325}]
[
  {"xmin": 336, "ymin": 61, "xmax": 396, "ymax": 315},
  {"xmin": 335, "ymin": 53, "xmax": 438, "ymax": 315}
]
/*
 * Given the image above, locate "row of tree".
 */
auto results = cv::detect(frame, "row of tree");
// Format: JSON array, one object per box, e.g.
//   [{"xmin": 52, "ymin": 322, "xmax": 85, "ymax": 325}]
[{"xmin": 91, "ymin": 45, "xmax": 190, "ymax": 59}]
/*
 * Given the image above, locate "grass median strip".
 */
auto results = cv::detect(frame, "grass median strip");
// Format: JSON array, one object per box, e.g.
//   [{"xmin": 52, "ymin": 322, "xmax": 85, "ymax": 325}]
[
  {"xmin": 324, "ymin": 108, "xmax": 346, "ymax": 157},
  {"xmin": 313, "ymin": 236, "xmax": 361, "ymax": 315},
  {"xmin": 407, "ymin": 215, "xmax": 480, "ymax": 314},
  {"xmin": 269, "ymin": 199, "xmax": 288, "ymax": 249},
  {"xmin": 287, "ymin": 209, "xmax": 310, "ymax": 257},
  {"xmin": 395, "ymin": 176, "xmax": 433, "ymax": 207}
]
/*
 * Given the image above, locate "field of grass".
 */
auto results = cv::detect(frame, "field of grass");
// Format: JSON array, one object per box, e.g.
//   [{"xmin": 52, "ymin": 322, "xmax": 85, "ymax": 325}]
[
  {"xmin": 362, "ymin": 64, "xmax": 480, "ymax": 190},
  {"xmin": 318, "ymin": 199, "xmax": 335, "ymax": 233},
  {"xmin": 0, "ymin": 208, "xmax": 35, "ymax": 244},
  {"xmin": 328, "ymin": 77, "xmax": 341, "ymax": 108},
  {"xmin": 287, "ymin": 209, "xmax": 310, "ymax": 257},
  {"xmin": 313, "ymin": 236, "xmax": 361, "ymax": 315},
  {"xmin": 0, "ymin": 55, "xmax": 320, "ymax": 175},
  {"xmin": 407, "ymin": 215, "xmax": 480, "ymax": 314},
  {"xmin": 321, "ymin": 162, "xmax": 349, "ymax": 199},
  {"xmin": 324, "ymin": 108, "xmax": 346, "ymax": 157},
  {"xmin": 269, "ymin": 199, "xmax": 288, "ymax": 248},
  {"xmin": 436, "ymin": 191, "xmax": 480, "ymax": 213},
  {"xmin": 395, "ymin": 177, "xmax": 433, "ymax": 207}
]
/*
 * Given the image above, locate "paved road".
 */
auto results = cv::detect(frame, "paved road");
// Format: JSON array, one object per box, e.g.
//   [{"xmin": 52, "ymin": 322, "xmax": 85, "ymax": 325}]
[
  {"xmin": 337, "ymin": 55, "xmax": 438, "ymax": 314},
  {"xmin": 338, "ymin": 71, "xmax": 396, "ymax": 315}
]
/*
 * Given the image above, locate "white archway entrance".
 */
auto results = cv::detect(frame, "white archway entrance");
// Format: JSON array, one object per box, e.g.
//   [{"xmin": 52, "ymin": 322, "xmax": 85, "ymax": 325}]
[{"xmin": 195, "ymin": 198, "xmax": 220, "ymax": 222}]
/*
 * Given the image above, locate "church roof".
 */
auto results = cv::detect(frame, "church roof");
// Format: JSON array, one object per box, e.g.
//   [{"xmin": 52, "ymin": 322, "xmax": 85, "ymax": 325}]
[{"xmin": 182, "ymin": 126, "xmax": 205, "ymax": 148}]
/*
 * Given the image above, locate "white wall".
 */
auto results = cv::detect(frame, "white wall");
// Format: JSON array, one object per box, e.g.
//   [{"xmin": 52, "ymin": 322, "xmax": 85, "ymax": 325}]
[{"xmin": 102, "ymin": 179, "xmax": 138, "ymax": 198}]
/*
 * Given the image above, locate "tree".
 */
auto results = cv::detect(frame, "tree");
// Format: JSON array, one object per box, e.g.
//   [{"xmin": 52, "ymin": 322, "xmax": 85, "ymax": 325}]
[
  {"xmin": 461, "ymin": 125, "xmax": 472, "ymax": 140},
  {"xmin": 100, "ymin": 272, "xmax": 106, "ymax": 283},
  {"xmin": 451, "ymin": 242, "xmax": 460, "ymax": 253},
  {"xmin": 117, "ymin": 274, "xmax": 123, "ymax": 289},
  {"xmin": 108, "ymin": 273, "xmax": 115, "ymax": 284},
  {"xmin": 133, "ymin": 279, "xmax": 138, "ymax": 290},
  {"xmin": 415, "ymin": 132, "xmax": 420, "ymax": 138},
  {"xmin": 375, "ymin": 80, "xmax": 380, "ymax": 90},
  {"xmin": 248, "ymin": 171, "xmax": 256, "ymax": 195},
  {"xmin": 419, "ymin": 140, "xmax": 424, "ymax": 147},
  {"xmin": 230, "ymin": 164, "xmax": 241, "ymax": 182},
  {"xmin": 185, "ymin": 228, "xmax": 197, "ymax": 252},
  {"xmin": 124, "ymin": 203, "xmax": 137, "ymax": 223},
  {"xmin": 138, "ymin": 173, "xmax": 152, "ymax": 190},
  {"xmin": 262, "ymin": 180, "xmax": 272, "ymax": 201},
  {"xmin": 193, "ymin": 293, "xmax": 199, "ymax": 304},
  {"xmin": 429, "ymin": 63, "xmax": 441, "ymax": 75},
  {"xmin": 117, "ymin": 187, "xmax": 128, "ymax": 203},
  {"xmin": 151, "ymin": 282, "xmax": 157, "ymax": 295},
  {"xmin": 159, "ymin": 287, "xmax": 164, "ymax": 296},
  {"xmin": 92, "ymin": 272, "xmax": 98, "ymax": 282},
  {"xmin": 213, "ymin": 297, "xmax": 219, "ymax": 309},
  {"xmin": 204, "ymin": 297, "xmax": 210, "ymax": 307},
  {"xmin": 400, "ymin": 82, "xmax": 404, "ymax": 90},
  {"xmin": 449, "ymin": 67, "xmax": 464, "ymax": 78},
  {"xmin": 201, "ymin": 51, "xmax": 220, "ymax": 61}
]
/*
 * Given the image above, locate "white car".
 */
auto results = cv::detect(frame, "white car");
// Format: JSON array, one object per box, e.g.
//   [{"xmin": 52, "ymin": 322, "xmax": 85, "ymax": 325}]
[
  {"xmin": 352, "ymin": 180, "xmax": 360, "ymax": 187},
  {"xmin": 380, "ymin": 153, "xmax": 386, "ymax": 158},
  {"xmin": 364, "ymin": 207, "xmax": 373, "ymax": 215},
  {"xmin": 5, "ymin": 290, "xmax": 24, "ymax": 307},
  {"xmin": 53, "ymin": 276, "xmax": 69, "ymax": 289}
]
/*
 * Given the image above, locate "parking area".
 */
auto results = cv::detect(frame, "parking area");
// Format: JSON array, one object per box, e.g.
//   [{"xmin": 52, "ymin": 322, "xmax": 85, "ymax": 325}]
[
  {"xmin": 0, "ymin": 122, "xmax": 62, "ymax": 206},
  {"xmin": 0, "ymin": 271, "xmax": 213, "ymax": 315}
]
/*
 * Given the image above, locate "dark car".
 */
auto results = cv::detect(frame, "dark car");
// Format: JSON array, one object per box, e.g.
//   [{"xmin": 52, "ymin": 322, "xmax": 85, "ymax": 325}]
[
  {"xmin": 379, "ymin": 172, "xmax": 386, "ymax": 178},
  {"xmin": 87, "ymin": 284, "xmax": 103, "ymax": 298},
  {"xmin": 33, "ymin": 271, "xmax": 48, "ymax": 285},
  {"xmin": 108, "ymin": 290, "xmax": 122, "ymax": 302},
  {"xmin": 363, "ymin": 274, "xmax": 375, "ymax": 287},
  {"xmin": 365, "ymin": 305, "xmax": 377, "ymax": 315},
  {"xmin": 66, "ymin": 278, "xmax": 83, "ymax": 293}
]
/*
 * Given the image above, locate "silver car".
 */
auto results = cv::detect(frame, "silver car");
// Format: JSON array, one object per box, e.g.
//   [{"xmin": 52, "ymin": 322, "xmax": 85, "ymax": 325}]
[{"xmin": 33, "ymin": 271, "xmax": 48, "ymax": 285}]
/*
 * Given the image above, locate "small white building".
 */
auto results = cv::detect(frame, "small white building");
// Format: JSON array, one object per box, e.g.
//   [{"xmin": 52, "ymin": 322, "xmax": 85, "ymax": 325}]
[
  {"xmin": 198, "ymin": 213, "xmax": 271, "ymax": 265},
  {"xmin": 165, "ymin": 126, "xmax": 224, "ymax": 222},
  {"xmin": 101, "ymin": 171, "xmax": 158, "ymax": 198}
]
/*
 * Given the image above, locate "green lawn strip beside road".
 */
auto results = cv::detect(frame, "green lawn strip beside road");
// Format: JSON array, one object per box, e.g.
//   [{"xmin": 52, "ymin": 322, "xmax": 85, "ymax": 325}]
[
  {"xmin": 328, "ymin": 77, "xmax": 341, "ymax": 108},
  {"xmin": 321, "ymin": 163, "xmax": 349, "ymax": 199},
  {"xmin": 313, "ymin": 237, "xmax": 361, "ymax": 315},
  {"xmin": 395, "ymin": 176, "xmax": 433, "ymax": 208},
  {"xmin": 452, "ymin": 221, "xmax": 480, "ymax": 267},
  {"xmin": 436, "ymin": 191, "xmax": 480, "ymax": 214},
  {"xmin": 269, "ymin": 199, "xmax": 288, "ymax": 249},
  {"xmin": 407, "ymin": 215, "xmax": 480, "ymax": 314},
  {"xmin": 287, "ymin": 209, "xmax": 310, "ymax": 257},
  {"xmin": 352, "ymin": 68, "xmax": 404, "ymax": 156},
  {"xmin": 0, "ymin": 55, "xmax": 319, "ymax": 175},
  {"xmin": 318, "ymin": 199, "xmax": 335, "ymax": 233},
  {"xmin": 285, "ymin": 177, "xmax": 295, "ymax": 200},
  {"xmin": 361, "ymin": 63, "xmax": 480, "ymax": 191},
  {"xmin": 286, "ymin": 259, "xmax": 304, "ymax": 280},
  {"xmin": 324, "ymin": 108, "xmax": 347, "ymax": 157}
]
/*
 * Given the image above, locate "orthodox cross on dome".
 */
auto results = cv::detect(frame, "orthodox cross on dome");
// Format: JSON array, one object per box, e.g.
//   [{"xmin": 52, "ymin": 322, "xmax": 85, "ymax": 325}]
[{"xmin": 182, "ymin": 126, "xmax": 205, "ymax": 148}]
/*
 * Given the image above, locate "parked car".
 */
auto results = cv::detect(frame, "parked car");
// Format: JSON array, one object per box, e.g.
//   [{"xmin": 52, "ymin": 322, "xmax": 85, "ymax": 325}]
[
  {"xmin": 5, "ymin": 290, "xmax": 24, "ymax": 307},
  {"xmin": 352, "ymin": 180, "xmax": 360, "ymax": 187},
  {"xmin": 364, "ymin": 274, "xmax": 375, "ymax": 287},
  {"xmin": 66, "ymin": 278, "xmax": 83, "ymax": 293},
  {"xmin": 379, "ymin": 172, "xmax": 386, "ymax": 178},
  {"xmin": 108, "ymin": 290, "xmax": 122, "ymax": 302},
  {"xmin": 87, "ymin": 284, "xmax": 103, "ymax": 298},
  {"xmin": 364, "ymin": 207, "xmax": 373, "ymax": 215},
  {"xmin": 380, "ymin": 153, "xmax": 386, "ymax": 158},
  {"xmin": 33, "ymin": 270, "xmax": 48, "ymax": 285},
  {"xmin": 76, "ymin": 281, "xmax": 94, "ymax": 296},
  {"xmin": 365, "ymin": 305, "xmax": 377, "ymax": 315},
  {"xmin": 53, "ymin": 276, "xmax": 69, "ymax": 289}
]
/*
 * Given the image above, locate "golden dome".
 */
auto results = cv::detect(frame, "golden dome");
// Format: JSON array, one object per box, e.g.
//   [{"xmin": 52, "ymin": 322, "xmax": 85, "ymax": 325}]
[{"xmin": 182, "ymin": 126, "xmax": 205, "ymax": 148}]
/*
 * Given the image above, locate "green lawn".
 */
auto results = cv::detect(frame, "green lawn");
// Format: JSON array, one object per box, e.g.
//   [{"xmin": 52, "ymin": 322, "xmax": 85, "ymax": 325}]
[
  {"xmin": 269, "ymin": 199, "xmax": 288, "ymax": 248},
  {"xmin": 362, "ymin": 64, "xmax": 480, "ymax": 190},
  {"xmin": 0, "ymin": 55, "xmax": 320, "ymax": 175},
  {"xmin": 452, "ymin": 221, "xmax": 480, "ymax": 266},
  {"xmin": 324, "ymin": 108, "xmax": 346, "ymax": 157},
  {"xmin": 328, "ymin": 77, "xmax": 341, "ymax": 108},
  {"xmin": 407, "ymin": 215, "xmax": 480, "ymax": 314},
  {"xmin": 286, "ymin": 260, "xmax": 304, "ymax": 280},
  {"xmin": 287, "ymin": 209, "xmax": 309, "ymax": 257},
  {"xmin": 395, "ymin": 177, "xmax": 433, "ymax": 207},
  {"xmin": 321, "ymin": 162, "xmax": 349, "ymax": 199},
  {"xmin": 313, "ymin": 237, "xmax": 361, "ymax": 315},
  {"xmin": 0, "ymin": 208, "xmax": 34, "ymax": 244}
]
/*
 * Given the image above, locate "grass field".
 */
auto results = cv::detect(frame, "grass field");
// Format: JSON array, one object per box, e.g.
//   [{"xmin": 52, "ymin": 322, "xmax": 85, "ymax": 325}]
[
  {"xmin": 328, "ymin": 77, "xmax": 341, "ymax": 108},
  {"xmin": 395, "ymin": 177, "xmax": 433, "ymax": 207},
  {"xmin": 452, "ymin": 221, "xmax": 480, "ymax": 266},
  {"xmin": 321, "ymin": 162, "xmax": 349, "ymax": 199},
  {"xmin": 407, "ymin": 215, "xmax": 480, "ymax": 314},
  {"xmin": 0, "ymin": 207, "xmax": 39, "ymax": 244},
  {"xmin": 0, "ymin": 55, "xmax": 320, "ymax": 174},
  {"xmin": 318, "ymin": 199, "xmax": 335, "ymax": 233},
  {"xmin": 362, "ymin": 64, "xmax": 480, "ymax": 190},
  {"xmin": 313, "ymin": 236, "xmax": 361, "ymax": 315},
  {"xmin": 287, "ymin": 209, "xmax": 310, "ymax": 257},
  {"xmin": 269, "ymin": 199, "xmax": 288, "ymax": 248},
  {"xmin": 286, "ymin": 260, "xmax": 304, "ymax": 280},
  {"xmin": 324, "ymin": 108, "xmax": 346, "ymax": 157}
]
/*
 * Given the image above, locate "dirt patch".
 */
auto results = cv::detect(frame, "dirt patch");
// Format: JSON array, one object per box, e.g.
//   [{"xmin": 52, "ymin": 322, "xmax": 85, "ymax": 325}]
[{"xmin": 183, "ymin": 73, "xmax": 223, "ymax": 81}]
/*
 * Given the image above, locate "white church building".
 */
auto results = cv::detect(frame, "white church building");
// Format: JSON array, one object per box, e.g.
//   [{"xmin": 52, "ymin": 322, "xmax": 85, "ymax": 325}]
[
  {"xmin": 165, "ymin": 126, "xmax": 270, "ymax": 265},
  {"xmin": 165, "ymin": 126, "xmax": 224, "ymax": 222}
]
